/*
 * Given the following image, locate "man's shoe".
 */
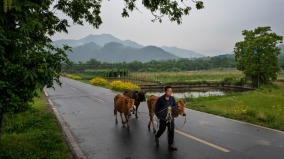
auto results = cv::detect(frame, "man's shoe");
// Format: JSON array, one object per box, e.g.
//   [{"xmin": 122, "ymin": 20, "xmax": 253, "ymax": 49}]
[
  {"xmin": 155, "ymin": 137, "xmax": 159, "ymax": 146},
  {"xmin": 168, "ymin": 144, "xmax": 178, "ymax": 151}
]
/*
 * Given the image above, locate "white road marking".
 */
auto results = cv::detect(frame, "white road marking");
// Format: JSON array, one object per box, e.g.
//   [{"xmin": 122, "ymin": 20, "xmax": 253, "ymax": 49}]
[
  {"xmin": 153, "ymin": 121, "xmax": 230, "ymax": 153},
  {"xmin": 70, "ymin": 86, "xmax": 80, "ymax": 93},
  {"xmin": 175, "ymin": 129, "xmax": 230, "ymax": 153},
  {"xmin": 91, "ymin": 96, "xmax": 104, "ymax": 103}
]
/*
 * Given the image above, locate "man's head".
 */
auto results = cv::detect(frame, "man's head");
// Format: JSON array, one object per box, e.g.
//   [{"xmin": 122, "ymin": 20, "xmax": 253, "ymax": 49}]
[{"xmin": 165, "ymin": 86, "xmax": 173, "ymax": 97}]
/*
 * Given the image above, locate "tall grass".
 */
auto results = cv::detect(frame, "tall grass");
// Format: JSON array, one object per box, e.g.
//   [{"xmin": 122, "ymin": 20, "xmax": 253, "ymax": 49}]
[
  {"xmin": 0, "ymin": 94, "xmax": 70, "ymax": 159},
  {"xmin": 131, "ymin": 70, "xmax": 244, "ymax": 83}
]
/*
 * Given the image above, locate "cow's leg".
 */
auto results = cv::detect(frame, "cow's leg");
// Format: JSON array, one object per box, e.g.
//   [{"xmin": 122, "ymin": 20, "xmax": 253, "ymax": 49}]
[
  {"xmin": 150, "ymin": 114, "xmax": 156, "ymax": 134},
  {"xmin": 124, "ymin": 113, "xmax": 130, "ymax": 131},
  {"xmin": 148, "ymin": 113, "xmax": 152, "ymax": 131},
  {"xmin": 114, "ymin": 109, "xmax": 118, "ymax": 124},
  {"xmin": 120, "ymin": 112, "xmax": 126, "ymax": 124},
  {"xmin": 148, "ymin": 116, "xmax": 151, "ymax": 130},
  {"xmin": 135, "ymin": 103, "xmax": 140, "ymax": 118}
]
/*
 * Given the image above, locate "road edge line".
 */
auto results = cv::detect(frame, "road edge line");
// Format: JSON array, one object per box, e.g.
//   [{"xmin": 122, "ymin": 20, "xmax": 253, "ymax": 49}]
[{"xmin": 44, "ymin": 89, "xmax": 87, "ymax": 159}]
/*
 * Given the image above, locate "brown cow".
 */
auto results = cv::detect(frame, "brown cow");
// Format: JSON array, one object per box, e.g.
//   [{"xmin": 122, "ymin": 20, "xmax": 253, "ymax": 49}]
[
  {"xmin": 147, "ymin": 95, "xmax": 186, "ymax": 133},
  {"xmin": 114, "ymin": 94, "xmax": 135, "ymax": 131},
  {"xmin": 123, "ymin": 90, "xmax": 146, "ymax": 118}
]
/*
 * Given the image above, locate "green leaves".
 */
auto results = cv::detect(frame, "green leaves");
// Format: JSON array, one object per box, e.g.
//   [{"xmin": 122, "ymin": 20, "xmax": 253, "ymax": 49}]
[
  {"xmin": 234, "ymin": 26, "xmax": 283, "ymax": 86},
  {"xmin": 0, "ymin": 0, "xmax": 71, "ymax": 115},
  {"xmin": 137, "ymin": 0, "xmax": 204, "ymax": 24},
  {"xmin": 0, "ymin": 0, "xmax": 204, "ymax": 118},
  {"xmin": 3, "ymin": 0, "xmax": 12, "ymax": 12},
  {"xmin": 195, "ymin": 1, "xmax": 204, "ymax": 10}
]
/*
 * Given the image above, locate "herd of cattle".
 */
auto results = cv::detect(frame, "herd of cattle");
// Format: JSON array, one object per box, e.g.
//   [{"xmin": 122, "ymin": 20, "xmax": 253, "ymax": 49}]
[{"xmin": 114, "ymin": 90, "xmax": 186, "ymax": 131}]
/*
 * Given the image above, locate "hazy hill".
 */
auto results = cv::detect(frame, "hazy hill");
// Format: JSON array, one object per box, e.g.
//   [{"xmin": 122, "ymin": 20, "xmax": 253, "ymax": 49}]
[
  {"xmin": 66, "ymin": 42, "xmax": 178, "ymax": 63},
  {"xmin": 53, "ymin": 34, "xmax": 206, "ymax": 62},
  {"xmin": 53, "ymin": 34, "xmax": 143, "ymax": 48},
  {"xmin": 162, "ymin": 46, "xmax": 204, "ymax": 58}
]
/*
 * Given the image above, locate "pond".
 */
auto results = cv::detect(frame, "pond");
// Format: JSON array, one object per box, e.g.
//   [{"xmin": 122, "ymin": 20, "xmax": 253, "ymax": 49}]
[{"xmin": 145, "ymin": 88, "xmax": 232, "ymax": 98}]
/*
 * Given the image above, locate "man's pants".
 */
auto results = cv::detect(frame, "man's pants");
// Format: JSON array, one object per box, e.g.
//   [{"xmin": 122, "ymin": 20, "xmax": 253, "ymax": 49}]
[{"xmin": 155, "ymin": 120, "xmax": 175, "ymax": 145}]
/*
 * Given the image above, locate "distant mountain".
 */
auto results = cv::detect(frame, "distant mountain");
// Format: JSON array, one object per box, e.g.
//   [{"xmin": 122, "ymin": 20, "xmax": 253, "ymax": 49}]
[
  {"xmin": 66, "ymin": 42, "xmax": 178, "ymax": 63},
  {"xmin": 66, "ymin": 42, "xmax": 100, "ymax": 62},
  {"xmin": 161, "ymin": 46, "xmax": 204, "ymax": 58},
  {"xmin": 53, "ymin": 34, "xmax": 143, "ymax": 48},
  {"xmin": 53, "ymin": 34, "xmax": 206, "ymax": 62}
]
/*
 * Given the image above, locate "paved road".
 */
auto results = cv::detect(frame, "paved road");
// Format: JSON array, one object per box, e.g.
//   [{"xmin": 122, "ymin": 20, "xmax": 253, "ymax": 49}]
[{"xmin": 45, "ymin": 77, "xmax": 284, "ymax": 159}]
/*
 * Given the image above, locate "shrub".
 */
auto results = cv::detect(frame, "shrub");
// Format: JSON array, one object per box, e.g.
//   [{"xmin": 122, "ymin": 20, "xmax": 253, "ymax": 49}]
[
  {"xmin": 109, "ymin": 80, "xmax": 140, "ymax": 91},
  {"xmin": 66, "ymin": 74, "xmax": 82, "ymax": 80},
  {"xmin": 90, "ymin": 77, "xmax": 108, "ymax": 86}
]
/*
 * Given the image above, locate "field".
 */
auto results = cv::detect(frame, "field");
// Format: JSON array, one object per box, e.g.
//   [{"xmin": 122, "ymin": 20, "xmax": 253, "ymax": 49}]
[
  {"xmin": 71, "ymin": 69, "xmax": 246, "ymax": 85},
  {"xmin": 0, "ymin": 93, "xmax": 71, "ymax": 159},
  {"xmin": 131, "ymin": 70, "xmax": 244, "ymax": 84},
  {"xmin": 186, "ymin": 80, "xmax": 284, "ymax": 131}
]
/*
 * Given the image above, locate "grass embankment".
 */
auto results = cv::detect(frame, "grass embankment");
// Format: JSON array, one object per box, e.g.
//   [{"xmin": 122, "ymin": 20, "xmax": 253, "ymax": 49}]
[
  {"xmin": 0, "ymin": 93, "xmax": 71, "ymax": 159},
  {"xmin": 186, "ymin": 80, "xmax": 284, "ymax": 131}
]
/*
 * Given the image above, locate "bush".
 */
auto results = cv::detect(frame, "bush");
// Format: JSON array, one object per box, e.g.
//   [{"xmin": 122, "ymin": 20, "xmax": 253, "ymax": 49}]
[
  {"xmin": 109, "ymin": 80, "xmax": 140, "ymax": 91},
  {"xmin": 66, "ymin": 74, "xmax": 82, "ymax": 80},
  {"xmin": 90, "ymin": 77, "xmax": 108, "ymax": 86}
]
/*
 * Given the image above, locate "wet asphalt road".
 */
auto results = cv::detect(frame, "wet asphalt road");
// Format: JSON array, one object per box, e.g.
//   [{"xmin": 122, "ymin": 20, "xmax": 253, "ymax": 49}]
[{"xmin": 45, "ymin": 77, "xmax": 284, "ymax": 159}]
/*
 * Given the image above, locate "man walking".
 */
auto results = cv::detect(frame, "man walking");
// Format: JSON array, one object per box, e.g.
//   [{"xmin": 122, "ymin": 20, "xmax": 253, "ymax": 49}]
[{"xmin": 155, "ymin": 86, "xmax": 177, "ymax": 151}]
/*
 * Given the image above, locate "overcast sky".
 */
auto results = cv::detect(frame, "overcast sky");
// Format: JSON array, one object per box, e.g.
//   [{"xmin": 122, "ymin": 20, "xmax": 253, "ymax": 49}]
[{"xmin": 51, "ymin": 0, "xmax": 284, "ymax": 56}]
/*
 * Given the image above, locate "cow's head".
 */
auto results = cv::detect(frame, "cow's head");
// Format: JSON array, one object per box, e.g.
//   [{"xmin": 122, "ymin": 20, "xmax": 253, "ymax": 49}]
[
  {"xmin": 135, "ymin": 91, "xmax": 146, "ymax": 102},
  {"xmin": 174, "ymin": 101, "xmax": 186, "ymax": 117},
  {"xmin": 126, "ymin": 98, "xmax": 135, "ymax": 111}
]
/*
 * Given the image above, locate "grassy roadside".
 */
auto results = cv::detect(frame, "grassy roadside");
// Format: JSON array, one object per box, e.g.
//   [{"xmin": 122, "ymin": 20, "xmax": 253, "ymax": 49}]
[
  {"xmin": 0, "ymin": 93, "xmax": 72, "ymax": 159},
  {"xmin": 185, "ymin": 81, "xmax": 284, "ymax": 131}
]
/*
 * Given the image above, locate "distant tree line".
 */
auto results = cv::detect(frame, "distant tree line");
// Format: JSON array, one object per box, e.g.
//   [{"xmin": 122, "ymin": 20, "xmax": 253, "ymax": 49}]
[{"xmin": 62, "ymin": 56, "xmax": 237, "ymax": 73}]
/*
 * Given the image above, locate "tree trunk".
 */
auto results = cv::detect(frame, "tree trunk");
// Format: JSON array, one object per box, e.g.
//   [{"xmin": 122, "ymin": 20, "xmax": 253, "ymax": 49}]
[{"xmin": 0, "ymin": 113, "xmax": 3, "ymax": 137}]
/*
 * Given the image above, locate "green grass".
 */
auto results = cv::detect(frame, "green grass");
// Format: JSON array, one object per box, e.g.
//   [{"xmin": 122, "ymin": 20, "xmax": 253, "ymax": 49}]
[
  {"xmin": 0, "ymin": 93, "xmax": 71, "ymax": 159},
  {"xmin": 69, "ymin": 69, "xmax": 246, "ymax": 84},
  {"xmin": 277, "ymin": 72, "xmax": 284, "ymax": 80},
  {"xmin": 131, "ymin": 70, "xmax": 245, "ymax": 84},
  {"xmin": 185, "ymin": 81, "xmax": 284, "ymax": 131}
]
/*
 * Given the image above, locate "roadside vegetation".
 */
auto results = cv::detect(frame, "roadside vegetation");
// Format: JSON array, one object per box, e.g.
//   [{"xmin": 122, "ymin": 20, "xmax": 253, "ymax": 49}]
[
  {"xmin": 0, "ymin": 93, "xmax": 71, "ymax": 159},
  {"xmin": 68, "ymin": 69, "xmax": 247, "ymax": 85},
  {"xmin": 88, "ymin": 77, "xmax": 140, "ymax": 92},
  {"xmin": 184, "ymin": 75, "xmax": 284, "ymax": 131}
]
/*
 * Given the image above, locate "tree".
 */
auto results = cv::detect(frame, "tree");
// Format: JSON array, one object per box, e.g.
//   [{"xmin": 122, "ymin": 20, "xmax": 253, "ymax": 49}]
[
  {"xmin": 234, "ymin": 26, "xmax": 283, "ymax": 87},
  {"xmin": 279, "ymin": 55, "xmax": 284, "ymax": 70},
  {"xmin": 0, "ymin": 0, "xmax": 204, "ymax": 135}
]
